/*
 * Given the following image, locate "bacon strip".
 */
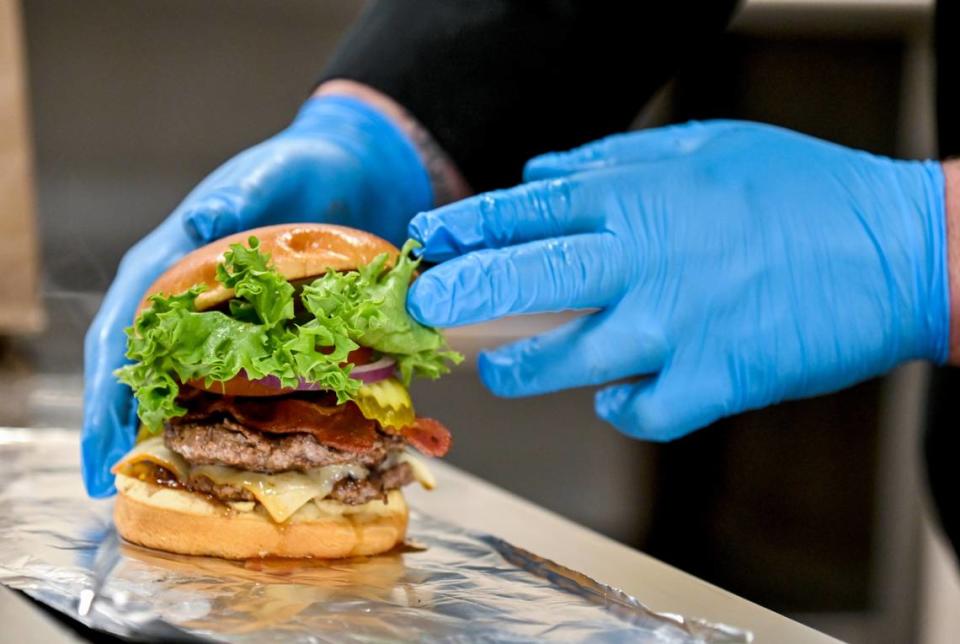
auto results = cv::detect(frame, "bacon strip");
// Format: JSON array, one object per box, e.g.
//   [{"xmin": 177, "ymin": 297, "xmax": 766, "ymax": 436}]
[
  {"xmin": 401, "ymin": 418, "xmax": 452, "ymax": 458},
  {"xmin": 176, "ymin": 392, "xmax": 453, "ymax": 457},
  {"xmin": 178, "ymin": 393, "xmax": 381, "ymax": 454}
]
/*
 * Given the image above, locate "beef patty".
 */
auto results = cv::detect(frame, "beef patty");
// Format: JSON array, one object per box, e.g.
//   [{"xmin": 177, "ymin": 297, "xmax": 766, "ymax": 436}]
[
  {"xmin": 186, "ymin": 462, "xmax": 414, "ymax": 506},
  {"xmin": 164, "ymin": 418, "xmax": 402, "ymax": 472}
]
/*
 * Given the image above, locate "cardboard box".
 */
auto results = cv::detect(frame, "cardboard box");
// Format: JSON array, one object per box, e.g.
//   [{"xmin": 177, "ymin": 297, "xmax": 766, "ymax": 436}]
[{"xmin": 0, "ymin": 0, "xmax": 42, "ymax": 334}]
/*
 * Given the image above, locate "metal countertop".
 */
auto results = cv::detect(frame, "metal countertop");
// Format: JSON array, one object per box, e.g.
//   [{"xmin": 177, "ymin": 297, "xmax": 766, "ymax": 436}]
[
  {"xmin": 0, "ymin": 441, "xmax": 836, "ymax": 643},
  {"xmin": 409, "ymin": 460, "xmax": 837, "ymax": 643}
]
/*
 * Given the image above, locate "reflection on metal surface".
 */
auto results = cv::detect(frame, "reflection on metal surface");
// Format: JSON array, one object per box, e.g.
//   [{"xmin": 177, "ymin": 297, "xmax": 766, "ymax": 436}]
[{"xmin": 0, "ymin": 429, "xmax": 751, "ymax": 642}]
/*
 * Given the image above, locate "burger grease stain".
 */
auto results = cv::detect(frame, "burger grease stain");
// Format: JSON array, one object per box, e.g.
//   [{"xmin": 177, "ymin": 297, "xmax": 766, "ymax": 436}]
[
  {"xmin": 126, "ymin": 462, "xmax": 178, "ymax": 499},
  {"xmin": 393, "ymin": 541, "xmax": 428, "ymax": 554},
  {"xmin": 240, "ymin": 542, "xmax": 425, "ymax": 577},
  {"xmin": 243, "ymin": 556, "xmax": 348, "ymax": 575},
  {"xmin": 131, "ymin": 462, "xmax": 239, "ymax": 517}
]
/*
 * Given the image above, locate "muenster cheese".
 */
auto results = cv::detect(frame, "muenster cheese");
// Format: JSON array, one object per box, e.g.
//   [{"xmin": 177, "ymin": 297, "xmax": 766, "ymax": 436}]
[
  {"xmin": 191, "ymin": 463, "xmax": 368, "ymax": 522},
  {"xmin": 114, "ymin": 435, "xmax": 435, "ymax": 523}
]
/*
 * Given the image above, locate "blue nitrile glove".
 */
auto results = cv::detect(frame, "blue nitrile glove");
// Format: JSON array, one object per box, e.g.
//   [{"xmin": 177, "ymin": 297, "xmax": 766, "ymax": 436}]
[
  {"xmin": 83, "ymin": 95, "xmax": 431, "ymax": 497},
  {"xmin": 407, "ymin": 120, "xmax": 949, "ymax": 441}
]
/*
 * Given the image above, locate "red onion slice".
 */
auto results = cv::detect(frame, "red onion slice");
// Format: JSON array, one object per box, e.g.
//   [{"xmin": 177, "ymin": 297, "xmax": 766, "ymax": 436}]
[
  {"xmin": 243, "ymin": 356, "xmax": 396, "ymax": 391},
  {"xmin": 245, "ymin": 374, "xmax": 320, "ymax": 392},
  {"xmin": 348, "ymin": 357, "xmax": 397, "ymax": 383}
]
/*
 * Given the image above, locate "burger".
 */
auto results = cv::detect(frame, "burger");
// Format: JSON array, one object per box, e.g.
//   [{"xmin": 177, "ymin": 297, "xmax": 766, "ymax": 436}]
[{"xmin": 110, "ymin": 223, "xmax": 461, "ymax": 559}]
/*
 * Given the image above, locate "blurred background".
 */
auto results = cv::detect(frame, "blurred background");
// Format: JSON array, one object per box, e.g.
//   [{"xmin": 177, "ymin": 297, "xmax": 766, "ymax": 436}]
[{"xmin": 1, "ymin": 0, "xmax": 957, "ymax": 642}]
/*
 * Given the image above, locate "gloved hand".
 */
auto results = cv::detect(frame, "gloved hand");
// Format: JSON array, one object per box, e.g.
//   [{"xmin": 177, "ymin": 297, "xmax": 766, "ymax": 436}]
[
  {"xmin": 83, "ymin": 95, "xmax": 431, "ymax": 497},
  {"xmin": 407, "ymin": 120, "xmax": 949, "ymax": 440}
]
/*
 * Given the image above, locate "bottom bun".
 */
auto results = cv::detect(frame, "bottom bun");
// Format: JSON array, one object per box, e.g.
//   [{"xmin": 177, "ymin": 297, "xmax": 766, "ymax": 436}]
[{"xmin": 114, "ymin": 474, "xmax": 408, "ymax": 559}]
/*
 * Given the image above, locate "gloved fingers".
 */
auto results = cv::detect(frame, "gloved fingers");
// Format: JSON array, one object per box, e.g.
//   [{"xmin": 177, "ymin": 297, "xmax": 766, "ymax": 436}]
[
  {"xmin": 180, "ymin": 146, "xmax": 300, "ymax": 244},
  {"xmin": 478, "ymin": 307, "xmax": 667, "ymax": 397},
  {"xmin": 82, "ymin": 282, "xmax": 141, "ymax": 497},
  {"xmin": 81, "ymin": 372, "xmax": 137, "ymax": 498},
  {"xmin": 181, "ymin": 187, "xmax": 249, "ymax": 244},
  {"xmin": 82, "ymin": 223, "xmax": 197, "ymax": 497},
  {"xmin": 409, "ymin": 177, "xmax": 603, "ymax": 262},
  {"xmin": 407, "ymin": 233, "xmax": 629, "ymax": 327},
  {"xmin": 594, "ymin": 363, "xmax": 733, "ymax": 441},
  {"xmin": 523, "ymin": 120, "xmax": 750, "ymax": 181},
  {"xmin": 181, "ymin": 141, "xmax": 334, "ymax": 245}
]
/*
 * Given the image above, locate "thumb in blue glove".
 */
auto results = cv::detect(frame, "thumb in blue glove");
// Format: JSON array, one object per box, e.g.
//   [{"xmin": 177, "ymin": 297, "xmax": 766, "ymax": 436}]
[
  {"xmin": 82, "ymin": 95, "xmax": 432, "ymax": 497},
  {"xmin": 407, "ymin": 120, "xmax": 950, "ymax": 440}
]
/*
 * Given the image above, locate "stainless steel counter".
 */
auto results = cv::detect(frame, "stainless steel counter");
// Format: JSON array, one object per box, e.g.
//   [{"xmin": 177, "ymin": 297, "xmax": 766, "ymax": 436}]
[
  {"xmin": 410, "ymin": 462, "xmax": 836, "ymax": 643},
  {"xmin": 0, "ymin": 586, "xmax": 83, "ymax": 643},
  {"xmin": 0, "ymin": 441, "xmax": 835, "ymax": 643}
]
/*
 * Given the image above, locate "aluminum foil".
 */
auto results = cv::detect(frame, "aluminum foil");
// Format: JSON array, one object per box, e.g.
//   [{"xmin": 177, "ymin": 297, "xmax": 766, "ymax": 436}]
[{"xmin": 0, "ymin": 428, "xmax": 751, "ymax": 642}]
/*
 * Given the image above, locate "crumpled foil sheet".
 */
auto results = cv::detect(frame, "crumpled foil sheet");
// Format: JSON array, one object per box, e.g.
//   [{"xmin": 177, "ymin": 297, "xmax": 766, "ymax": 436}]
[{"xmin": 0, "ymin": 429, "xmax": 751, "ymax": 642}]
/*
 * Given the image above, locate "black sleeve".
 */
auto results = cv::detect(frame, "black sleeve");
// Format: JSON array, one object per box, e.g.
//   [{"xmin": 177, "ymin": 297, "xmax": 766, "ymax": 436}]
[
  {"xmin": 321, "ymin": 0, "xmax": 740, "ymax": 192},
  {"xmin": 926, "ymin": 0, "xmax": 960, "ymax": 563}
]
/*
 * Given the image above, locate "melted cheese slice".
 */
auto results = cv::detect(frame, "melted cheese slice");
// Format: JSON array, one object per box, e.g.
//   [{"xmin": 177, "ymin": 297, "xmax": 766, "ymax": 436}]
[
  {"xmin": 115, "ymin": 474, "xmax": 406, "ymax": 522},
  {"xmin": 113, "ymin": 436, "xmax": 189, "ymax": 480},
  {"xmin": 114, "ymin": 436, "xmax": 436, "ymax": 523},
  {"xmin": 191, "ymin": 463, "xmax": 367, "ymax": 523},
  {"xmin": 397, "ymin": 452, "xmax": 436, "ymax": 490}
]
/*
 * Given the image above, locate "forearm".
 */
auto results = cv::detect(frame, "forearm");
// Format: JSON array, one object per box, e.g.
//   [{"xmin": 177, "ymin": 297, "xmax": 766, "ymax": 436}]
[
  {"xmin": 320, "ymin": 0, "xmax": 739, "ymax": 191},
  {"xmin": 944, "ymin": 159, "xmax": 960, "ymax": 363},
  {"xmin": 315, "ymin": 79, "xmax": 471, "ymax": 206}
]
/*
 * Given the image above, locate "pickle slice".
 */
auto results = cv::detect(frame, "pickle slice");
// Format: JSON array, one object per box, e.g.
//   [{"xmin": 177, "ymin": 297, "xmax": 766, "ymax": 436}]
[{"xmin": 352, "ymin": 377, "xmax": 415, "ymax": 430}]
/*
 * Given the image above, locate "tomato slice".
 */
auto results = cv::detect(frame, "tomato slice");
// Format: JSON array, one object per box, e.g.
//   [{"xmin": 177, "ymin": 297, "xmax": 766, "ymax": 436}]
[
  {"xmin": 185, "ymin": 372, "xmax": 291, "ymax": 397},
  {"xmin": 346, "ymin": 347, "xmax": 374, "ymax": 366},
  {"xmin": 186, "ymin": 347, "xmax": 376, "ymax": 397}
]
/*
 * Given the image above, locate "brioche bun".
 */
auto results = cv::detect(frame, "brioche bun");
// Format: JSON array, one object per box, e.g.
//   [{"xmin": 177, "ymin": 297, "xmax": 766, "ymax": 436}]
[
  {"xmin": 138, "ymin": 223, "xmax": 399, "ymax": 315},
  {"xmin": 114, "ymin": 474, "xmax": 408, "ymax": 559},
  {"xmin": 137, "ymin": 223, "xmax": 398, "ymax": 397}
]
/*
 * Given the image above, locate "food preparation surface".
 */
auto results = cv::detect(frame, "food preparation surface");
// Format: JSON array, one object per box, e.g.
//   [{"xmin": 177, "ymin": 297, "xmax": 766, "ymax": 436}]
[{"xmin": 0, "ymin": 430, "xmax": 834, "ymax": 643}]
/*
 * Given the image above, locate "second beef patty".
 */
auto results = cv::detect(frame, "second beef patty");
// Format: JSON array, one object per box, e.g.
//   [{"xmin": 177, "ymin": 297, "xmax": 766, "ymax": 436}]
[{"xmin": 164, "ymin": 418, "xmax": 402, "ymax": 472}]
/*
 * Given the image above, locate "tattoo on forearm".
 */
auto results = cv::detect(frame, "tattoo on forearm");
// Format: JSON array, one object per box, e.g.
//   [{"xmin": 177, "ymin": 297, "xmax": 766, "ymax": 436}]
[
  {"xmin": 315, "ymin": 79, "xmax": 472, "ymax": 206},
  {"xmin": 405, "ymin": 120, "xmax": 462, "ymax": 205}
]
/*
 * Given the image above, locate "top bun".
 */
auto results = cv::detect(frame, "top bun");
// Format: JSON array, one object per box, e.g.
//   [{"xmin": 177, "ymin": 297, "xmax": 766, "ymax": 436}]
[{"xmin": 139, "ymin": 224, "xmax": 399, "ymax": 314}]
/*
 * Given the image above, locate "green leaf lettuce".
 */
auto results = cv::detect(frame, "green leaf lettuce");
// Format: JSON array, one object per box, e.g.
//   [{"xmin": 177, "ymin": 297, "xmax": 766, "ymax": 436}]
[{"xmin": 116, "ymin": 237, "xmax": 462, "ymax": 432}]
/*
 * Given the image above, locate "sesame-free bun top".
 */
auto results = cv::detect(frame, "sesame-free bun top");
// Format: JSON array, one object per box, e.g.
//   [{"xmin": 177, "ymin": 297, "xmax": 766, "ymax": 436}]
[{"xmin": 138, "ymin": 224, "xmax": 399, "ymax": 314}]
